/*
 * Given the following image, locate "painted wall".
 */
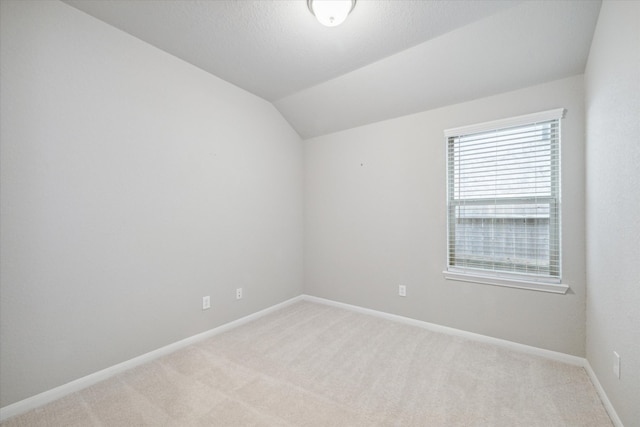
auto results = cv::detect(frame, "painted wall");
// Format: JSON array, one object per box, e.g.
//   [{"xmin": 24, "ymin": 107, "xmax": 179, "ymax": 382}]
[
  {"xmin": 305, "ymin": 75, "xmax": 586, "ymax": 356},
  {"xmin": 584, "ymin": 1, "xmax": 640, "ymax": 425},
  {"xmin": 0, "ymin": 0, "xmax": 303, "ymax": 407}
]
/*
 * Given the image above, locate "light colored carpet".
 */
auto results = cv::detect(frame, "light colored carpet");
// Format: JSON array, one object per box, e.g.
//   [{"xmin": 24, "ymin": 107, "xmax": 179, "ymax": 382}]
[{"xmin": 1, "ymin": 301, "xmax": 613, "ymax": 426}]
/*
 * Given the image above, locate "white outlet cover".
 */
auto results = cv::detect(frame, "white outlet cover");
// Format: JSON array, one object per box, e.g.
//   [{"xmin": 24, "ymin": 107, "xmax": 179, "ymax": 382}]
[
  {"xmin": 202, "ymin": 296, "xmax": 211, "ymax": 310},
  {"xmin": 613, "ymin": 351, "xmax": 620, "ymax": 378}
]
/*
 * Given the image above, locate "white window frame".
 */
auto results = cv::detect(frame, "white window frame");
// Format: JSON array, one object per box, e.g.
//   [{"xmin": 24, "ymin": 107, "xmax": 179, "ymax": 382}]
[{"xmin": 443, "ymin": 109, "xmax": 569, "ymax": 294}]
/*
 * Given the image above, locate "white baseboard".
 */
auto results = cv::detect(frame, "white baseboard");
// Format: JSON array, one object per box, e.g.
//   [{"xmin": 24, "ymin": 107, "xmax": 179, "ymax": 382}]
[
  {"xmin": 0, "ymin": 295, "xmax": 304, "ymax": 422},
  {"xmin": 584, "ymin": 361, "xmax": 624, "ymax": 427},
  {"xmin": 303, "ymin": 294, "xmax": 585, "ymax": 366}
]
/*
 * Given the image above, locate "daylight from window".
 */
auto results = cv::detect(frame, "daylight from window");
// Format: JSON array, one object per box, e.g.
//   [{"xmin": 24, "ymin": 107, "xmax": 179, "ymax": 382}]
[{"xmin": 447, "ymin": 120, "xmax": 560, "ymax": 281}]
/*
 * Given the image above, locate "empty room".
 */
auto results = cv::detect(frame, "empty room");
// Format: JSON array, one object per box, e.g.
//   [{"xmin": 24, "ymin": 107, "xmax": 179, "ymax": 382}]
[{"xmin": 0, "ymin": 0, "xmax": 638, "ymax": 425}]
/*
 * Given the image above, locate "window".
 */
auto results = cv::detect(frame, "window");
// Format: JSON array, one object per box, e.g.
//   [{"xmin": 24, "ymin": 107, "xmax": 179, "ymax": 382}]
[{"xmin": 444, "ymin": 109, "xmax": 568, "ymax": 294}]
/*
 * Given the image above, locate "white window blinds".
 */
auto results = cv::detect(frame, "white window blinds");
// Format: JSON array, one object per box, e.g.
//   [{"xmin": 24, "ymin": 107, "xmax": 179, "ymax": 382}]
[{"xmin": 445, "ymin": 109, "xmax": 565, "ymax": 284}]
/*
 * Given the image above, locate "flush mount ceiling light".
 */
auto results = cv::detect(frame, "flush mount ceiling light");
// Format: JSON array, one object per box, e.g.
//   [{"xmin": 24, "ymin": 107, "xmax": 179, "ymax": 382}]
[{"xmin": 307, "ymin": 0, "xmax": 356, "ymax": 27}]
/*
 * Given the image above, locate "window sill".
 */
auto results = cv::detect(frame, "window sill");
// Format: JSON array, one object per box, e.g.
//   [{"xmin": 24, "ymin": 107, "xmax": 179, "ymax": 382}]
[{"xmin": 443, "ymin": 270, "xmax": 569, "ymax": 294}]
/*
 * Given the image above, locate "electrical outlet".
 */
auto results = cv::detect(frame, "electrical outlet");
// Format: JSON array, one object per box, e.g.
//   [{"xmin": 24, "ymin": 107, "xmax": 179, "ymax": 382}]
[
  {"xmin": 202, "ymin": 296, "xmax": 211, "ymax": 310},
  {"xmin": 613, "ymin": 351, "xmax": 620, "ymax": 379},
  {"xmin": 398, "ymin": 285, "xmax": 406, "ymax": 297},
  {"xmin": 236, "ymin": 288, "xmax": 243, "ymax": 300}
]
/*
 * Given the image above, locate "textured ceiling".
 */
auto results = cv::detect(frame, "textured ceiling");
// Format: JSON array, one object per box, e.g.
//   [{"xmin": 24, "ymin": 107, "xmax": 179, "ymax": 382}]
[{"xmin": 63, "ymin": 0, "xmax": 602, "ymax": 138}]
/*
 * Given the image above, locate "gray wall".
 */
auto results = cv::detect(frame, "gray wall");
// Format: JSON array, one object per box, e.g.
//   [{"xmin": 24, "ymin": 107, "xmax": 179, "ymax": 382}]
[
  {"xmin": 304, "ymin": 75, "xmax": 587, "ymax": 357},
  {"xmin": 585, "ymin": 1, "xmax": 640, "ymax": 425},
  {"xmin": 0, "ymin": 0, "xmax": 303, "ymax": 407}
]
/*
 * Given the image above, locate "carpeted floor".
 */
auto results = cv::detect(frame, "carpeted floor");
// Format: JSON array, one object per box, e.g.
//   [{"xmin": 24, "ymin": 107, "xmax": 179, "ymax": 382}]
[{"xmin": 1, "ymin": 301, "xmax": 613, "ymax": 426}]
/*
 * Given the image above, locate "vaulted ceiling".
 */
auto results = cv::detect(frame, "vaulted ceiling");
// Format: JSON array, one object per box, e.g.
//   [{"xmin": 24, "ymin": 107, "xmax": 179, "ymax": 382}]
[{"xmin": 63, "ymin": 0, "xmax": 602, "ymax": 138}]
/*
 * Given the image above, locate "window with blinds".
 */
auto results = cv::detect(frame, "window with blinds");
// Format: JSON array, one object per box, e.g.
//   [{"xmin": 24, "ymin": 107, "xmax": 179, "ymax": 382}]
[{"xmin": 445, "ymin": 109, "xmax": 566, "ymax": 290}]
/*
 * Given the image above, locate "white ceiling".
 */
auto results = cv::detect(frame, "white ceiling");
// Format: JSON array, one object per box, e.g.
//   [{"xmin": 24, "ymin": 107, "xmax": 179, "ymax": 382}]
[{"xmin": 62, "ymin": 0, "xmax": 602, "ymax": 138}]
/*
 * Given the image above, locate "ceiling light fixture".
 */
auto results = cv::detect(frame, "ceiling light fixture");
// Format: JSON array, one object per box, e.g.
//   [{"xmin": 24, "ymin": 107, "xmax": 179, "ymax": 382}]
[{"xmin": 307, "ymin": 0, "xmax": 356, "ymax": 27}]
